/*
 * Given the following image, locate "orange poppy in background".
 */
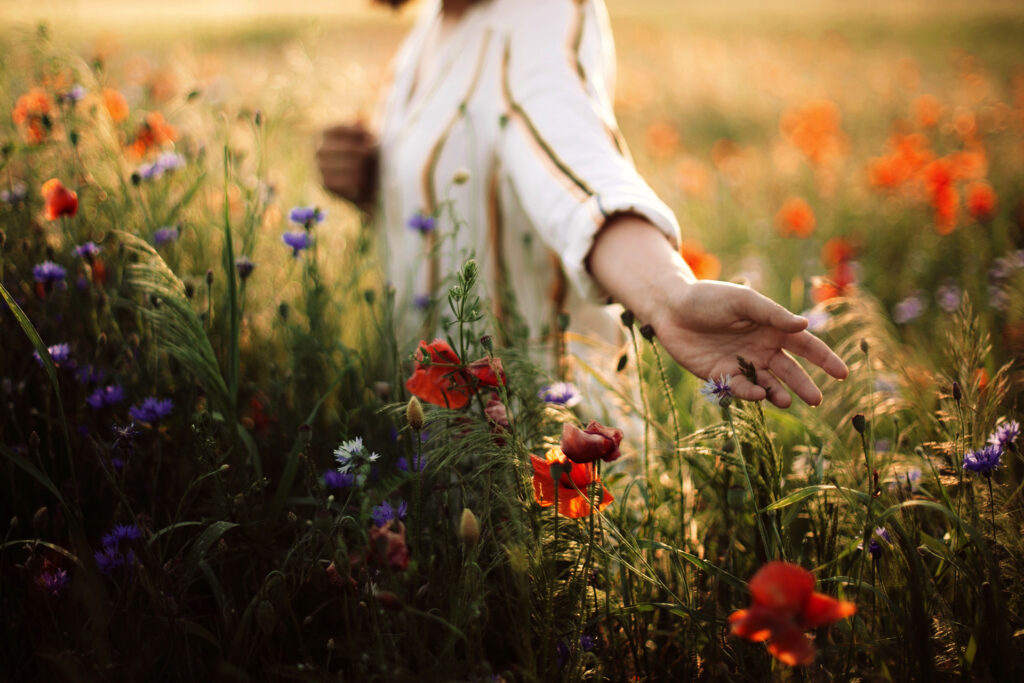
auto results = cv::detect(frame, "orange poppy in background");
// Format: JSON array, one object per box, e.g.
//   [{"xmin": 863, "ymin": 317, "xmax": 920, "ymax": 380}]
[
  {"xmin": 811, "ymin": 262, "xmax": 857, "ymax": 303},
  {"xmin": 867, "ymin": 133, "xmax": 934, "ymax": 191},
  {"xmin": 40, "ymin": 179, "xmax": 78, "ymax": 220},
  {"xmin": 965, "ymin": 181, "xmax": 997, "ymax": 221},
  {"xmin": 820, "ymin": 236, "xmax": 856, "ymax": 268},
  {"xmin": 679, "ymin": 240, "xmax": 721, "ymax": 280},
  {"xmin": 127, "ymin": 111, "xmax": 178, "ymax": 159},
  {"xmin": 645, "ymin": 120, "xmax": 680, "ymax": 159},
  {"xmin": 12, "ymin": 87, "xmax": 55, "ymax": 144},
  {"xmin": 102, "ymin": 88, "xmax": 129, "ymax": 122},
  {"xmin": 913, "ymin": 94, "xmax": 943, "ymax": 128},
  {"xmin": 729, "ymin": 561, "xmax": 856, "ymax": 666},
  {"xmin": 530, "ymin": 447, "xmax": 612, "ymax": 519},
  {"xmin": 779, "ymin": 100, "xmax": 848, "ymax": 166},
  {"xmin": 775, "ymin": 197, "xmax": 816, "ymax": 238}
]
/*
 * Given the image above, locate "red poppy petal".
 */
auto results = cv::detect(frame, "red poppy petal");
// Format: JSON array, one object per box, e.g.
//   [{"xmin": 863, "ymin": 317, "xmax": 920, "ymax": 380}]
[
  {"xmin": 467, "ymin": 357, "xmax": 505, "ymax": 386},
  {"xmin": 801, "ymin": 592, "xmax": 856, "ymax": 629},
  {"xmin": 530, "ymin": 454, "xmax": 557, "ymax": 508},
  {"xmin": 749, "ymin": 561, "xmax": 815, "ymax": 613},
  {"xmin": 767, "ymin": 626, "xmax": 816, "ymax": 667},
  {"xmin": 559, "ymin": 481, "xmax": 612, "ymax": 518},
  {"xmin": 729, "ymin": 606, "xmax": 781, "ymax": 642}
]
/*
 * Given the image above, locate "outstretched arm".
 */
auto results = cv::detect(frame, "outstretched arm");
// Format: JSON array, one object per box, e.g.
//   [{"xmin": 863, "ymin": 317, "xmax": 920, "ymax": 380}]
[{"xmin": 587, "ymin": 213, "xmax": 848, "ymax": 408}]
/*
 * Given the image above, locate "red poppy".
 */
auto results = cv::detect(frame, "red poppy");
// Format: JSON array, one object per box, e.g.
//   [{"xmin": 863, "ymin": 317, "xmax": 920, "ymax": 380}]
[
  {"xmin": 405, "ymin": 339, "xmax": 505, "ymax": 409},
  {"xmin": 529, "ymin": 448, "xmax": 612, "ymax": 518},
  {"xmin": 367, "ymin": 522, "xmax": 410, "ymax": 571},
  {"xmin": 102, "ymin": 88, "xmax": 129, "ymax": 123},
  {"xmin": 561, "ymin": 420, "xmax": 623, "ymax": 464},
  {"xmin": 729, "ymin": 561, "xmax": 856, "ymax": 666},
  {"xmin": 40, "ymin": 179, "xmax": 78, "ymax": 220},
  {"xmin": 127, "ymin": 111, "xmax": 178, "ymax": 159},
  {"xmin": 679, "ymin": 240, "xmax": 721, "ymax": 280},
  {"xmin": 965, "ymin": 181, "xmax": 997, "ymax": 221}
]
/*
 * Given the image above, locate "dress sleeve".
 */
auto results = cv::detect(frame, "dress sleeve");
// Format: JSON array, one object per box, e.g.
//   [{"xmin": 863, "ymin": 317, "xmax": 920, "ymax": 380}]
[{"xmin": 497, "ymin": 0, "xmax": 680, "ymax": 301}]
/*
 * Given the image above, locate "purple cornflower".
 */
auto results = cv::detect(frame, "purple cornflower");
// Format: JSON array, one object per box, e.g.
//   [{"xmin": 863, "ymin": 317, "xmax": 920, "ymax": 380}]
[
  {"xmin": 406, "ymin": 211, "xmax": 436, "ymax": 235},
  {"xmin": 397, "ymin": 453, "xmax": 427, "ymax": 472},
  {"xmin": 94, "ymin": 546, "xmax": 135, "ymax": 575},
  {"xmin": 289, "ymin": 206, "xmax": 325, "ymax": 228},
  {"xmin": 580, "ymin": 634, "xmax": 596, "ymax": 651},
  {"xmin": 73, "ymin": 242, "xmax": 102, "ymax": 260},
  {"xmin": 282, "ymin": 230, "xmax": 312, "ymax": 257},
  {"xmin": 235, "ymin": 256, "xmax": 255, "ymax": 280},
  {"xmin": 538, "ymin": 382, "xmax": 582, "ymax": 408},
  {"xmin": 323, "ymin": 469, "xmax": 356, "ymax": 490},
  {"xmin": 371, "ymin": 500, "xmax": 408, "ymax": 527},
  {"xmin": 138, "ymin": 152, "xmax": 186, "ymax": 180},
  {"xmin": 86, "ymin": 385, "xmax": 126, "ymax": 410},
  {"xmin": 936, "ymin": 280, "xmax": 962, "ymax": 312},
  {"xmin": 129, "ymin": 396, "xmax": 174, "ymax": 423},
  {"xmin": 700, "ymin": 374, "xmax": 733, "ymax": 406},
  {"xmin": 32, "ymin": 261, "xmax": 67, "ymax": 284},
  {"xmin": 893, "ymin": 292, "xmax": 926, "ymax": 324},
  {"xmin": 412, "ymin": 294, "xmax": 431, "ymax": 311},
  {"xmin": 0, "ymin": 182, "xmax": 27, "ymax": 205},
  {"xmin": 101, "ymin": 523, "xmax": 142, "ymax": 548},
  {"xmin": 33, "ymin": 343, "xmax": 71, "ymax": 367},
  {"xmin": 74, "ymin": 363, "xmax": 106, "ymax": 385},
  {"xmin": 37, "ymin": 568, "xmax": 70, "ymax": 596},
  {"xmin": 555, "ymin": 641, "xmax": 570, "ymax": 668},
  {"xmin": 858, "ymin": 527, "xmax": 890, "ymax": 560},
  {"xmin": 60, "ymin": 85, "xmax": 86, "ymax": 104},
  {"xmin": 963, "ymin": 443, "xmax": 1002, "ymax": 475},
  {"xmin": 153, "ymin": 226, "xmax": 179, "ymax": 247},
  {"xmin": 989, "ymin": 420, "xmax": 1020, "ymax": 452}
]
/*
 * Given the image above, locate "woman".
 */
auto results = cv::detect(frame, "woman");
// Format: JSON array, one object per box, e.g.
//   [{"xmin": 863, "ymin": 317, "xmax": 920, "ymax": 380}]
[{"xmin": 318, "ymin": 0, "xmax": 848, "ymax": 408}]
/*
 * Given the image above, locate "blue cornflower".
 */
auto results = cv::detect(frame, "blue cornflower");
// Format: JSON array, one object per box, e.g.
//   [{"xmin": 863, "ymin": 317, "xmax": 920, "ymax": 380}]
[
  {"xmin": 94, "ymin": 546, "xmax": 135, "ymax": 575},
  {"xmin": 412, "ymin": 294, "xmax": 431, "ymax": 311},
  {"xmin": 101, "ymin": 523, "xmax": 142, "ymax": 549},
  {"xmin": 87, "ymin": 385, "xmax": 126, "ymax": 410},
  {"xmin": 893, "ymin": 292, "xmax": 926, "ymax": 324},
  {"xmin": 73, "ymin": 242, "xmax": 102, "ymax": 260},
  {"xmin": 406, "ymin": 211, "xmax": 436, "ymax": 235},
  {"xmin": 138, "ymin": 152, "xmax": 186, "ymax": 181},
  {"xmin": 989, "ymin": 420, "xmax": 1020, "ymax": 452},
  {"xmin": 538, "ymin": 381, "xmax": 582, "ymax": 408},
  {"xmin": 129, "ymin": 396, "xmax": 173, "ymax": 423},
  {"xmin": 323, "ymin": 469, "xmax": 356, "ymax": 490},
  {"xmin": 289, "ymin": 206, "xmax": 325, "ymax": 227},
  {"xmin": 700, "ymin": 374, "xmax": 733, "ymax": 405},
  {"xmin": 37, "ymin": 568, "xmax": 70, "ymax": 596},
  {"xmin": 282, "ymin": 230, "xmax": 312, "ymax": 257},
  {"xmin": 555, "ymin": 641, "xmax": 570, "ymax": 668},
  {"xmin": 963, "ymin": 443, "xmax": 1002, "ymax": 475},
  {"xmin": 858, "ymin": 527, "xmax": 890, "ymax": 560},
  {"xmin": 32, "ymin": 261, "xmax": 66, "ymax": 284},
  {"xmin": 397, "ymin": 453, "xmax": 427, "ymax": 472},
  {"xmin": 580, "ymin": 634, "xmax": 596, "ymax": 652},
  {"xmin": 33, "ymin": 343, "xmax": 71, "ymax": 367},
  {"xmin": 153, "ymin": 226, "xmax": 179, "ymax": 247},
  {"xmin": 235, "ymin": 256, "xmax": 255, "ymax": 280}
]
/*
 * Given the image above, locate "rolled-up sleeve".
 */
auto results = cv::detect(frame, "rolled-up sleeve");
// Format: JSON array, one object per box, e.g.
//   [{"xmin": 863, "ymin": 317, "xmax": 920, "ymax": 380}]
[{"xmin": 498, "ymin": 0, "xmax": 680, "ymax": 300}]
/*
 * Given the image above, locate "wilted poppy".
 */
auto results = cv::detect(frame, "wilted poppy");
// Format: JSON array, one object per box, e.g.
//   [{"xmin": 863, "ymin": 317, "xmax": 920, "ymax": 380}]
[
  {"xmin": 40, "ymin": 179, "xmax": 78, "ymax": 220},
  {"xmin": 729, "ymin": 561, "xmax": 856, "ymax": 666},
  {"xmin": 561, "ymin": 420, "xmax": 623, "ymax": 464},
  {"xmin": 367, "ymin": 521, "xmax": 409, "ymax": 571},
  {"xmin": 530, "ymin": 447, "xmax": 612, "ymax": 518}
]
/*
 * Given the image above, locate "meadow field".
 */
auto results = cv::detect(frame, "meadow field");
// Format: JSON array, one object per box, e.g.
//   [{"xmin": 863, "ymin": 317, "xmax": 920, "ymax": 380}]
[{"xmin": 2, "ymin": 0, "xmax": 1023, "ymax": 680}]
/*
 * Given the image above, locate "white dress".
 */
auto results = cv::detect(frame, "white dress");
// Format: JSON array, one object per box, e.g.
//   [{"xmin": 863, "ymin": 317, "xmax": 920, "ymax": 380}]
[{"xmin": 377, "ymin": 0, "xmax": 680, "ymax": 361}]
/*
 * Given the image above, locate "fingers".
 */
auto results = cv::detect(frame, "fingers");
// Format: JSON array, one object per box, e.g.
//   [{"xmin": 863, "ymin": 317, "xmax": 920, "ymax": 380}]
[
  {"xmin": 728, "ymin": 374, "xmax": 768, "ymax": 404},
  {"xmin": 768, "ymin": 351, "xmax": 820, "ymax": 407},
  {"xmin": 784, "ymin": 330, "xmax": 849, "ymax": 380},
  {"xmin": 733, "ymin": 288, "xmax": 808, "ymax": 334},
  {"xmin": 316, "ymin": 123, "xmax": 378, "ymax": 202}
]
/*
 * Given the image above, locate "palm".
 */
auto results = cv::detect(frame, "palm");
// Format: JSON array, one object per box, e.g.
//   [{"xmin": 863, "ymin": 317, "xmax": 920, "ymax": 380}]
[{"xmin": 650, "ymin": 281, "xmax": 847, "ymax": 408}]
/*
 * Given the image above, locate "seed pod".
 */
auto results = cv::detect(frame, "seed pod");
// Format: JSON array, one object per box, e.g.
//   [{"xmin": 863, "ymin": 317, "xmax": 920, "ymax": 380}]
[
  {"xmin": 639, "ymin": 324, "xmax": 655, "ymax": 341},
  {"xmin": 952, "ymin": 381, "xmax": 962, "ymax": 402},
  {"xmin": 852, "ymin": 414, "xmax": 866, "ymax": 434},
  {"xmin": 620, "ymin": 309, "xmax": 635, "ymax": 328},
  {"xmin": 616, "ymin": 353, "xmax": 628, "ymax": 372},
  {"xmin": 859, "ymin": 338, "xmax": 870, "ymax": 354}
]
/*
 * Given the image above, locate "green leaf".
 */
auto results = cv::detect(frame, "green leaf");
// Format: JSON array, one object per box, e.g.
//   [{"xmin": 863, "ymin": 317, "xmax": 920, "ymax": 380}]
[
  {"xmin": 759, "ymin": 484, "xmax": 868, "ymax": 512},
  {"xmin": 183, "ymin": 520, "xmax": 239, "ymax": 578}
]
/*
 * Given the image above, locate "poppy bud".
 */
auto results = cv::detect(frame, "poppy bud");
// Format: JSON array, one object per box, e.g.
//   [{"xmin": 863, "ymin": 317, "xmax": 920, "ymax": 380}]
[
  {"xmin": 32, "ymin": 506, "xmax": 49, "ymax": 531},
  {"xmin": 557, "ymin": 312, "xmax": 570, "ymax": 332},
  {"xmin": 9, "ymin": 516, "xmax": 18, "ymax": 529},
  {"xmin": 254, "ymin": 110, "xmax": 263, "ymax": 127},
  {"xmin": 326, "ymin": 638, "xmax": 335, "ymax": 651},
  {"xmin": 452, "ymin": 169, "xmax": 470, "ymax": 185},
  {"xmin": 278, "ymin": 302, "xmax": 289, "ymax": 320},
  {"xmin": 639, "ymin": 324, "xmax": 655, "ymax": 341},
  {"xmin": 406, "ymin": 396, "xmax": 424, "ymax": 431},
  {"xmin": 459, "ymin": 508, "xmax": 480, "ymax": 547},
  {"xmin": 952, "ymin": 381, "xmax": 962, "ymax": 402},
  {"xmin": 860, "ymin": 338, "xmax": 870, "ymax": 354},
  {"xmin": 480, "ymin": 334, "xmax": 493, "ymax": 352},
  {"xmin": 363, "ymin": 288, "xmax": 375, "ymax": 304},
  {"xmin": 205, "ymin": 269, "xmax": 214, "ymax": 286},
  {"xmin": 620, "ymin": 309, "xmax": 635, "ymax": 328},
  {"xmin": 852, "ymin": 414, "xmax": 866, "ymax": 434},
  {"xmin": 616, "ymin": 353, "xmax": 628, "ymax": 372}
]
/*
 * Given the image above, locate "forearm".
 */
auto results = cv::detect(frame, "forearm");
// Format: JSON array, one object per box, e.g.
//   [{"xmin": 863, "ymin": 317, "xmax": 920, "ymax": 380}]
[{"xmin": 586, "ymin": 213, "xmax": 695, "ymax": 326}]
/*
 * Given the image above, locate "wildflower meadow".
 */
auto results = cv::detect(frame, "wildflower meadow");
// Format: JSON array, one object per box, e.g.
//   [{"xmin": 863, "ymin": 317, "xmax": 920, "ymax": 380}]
[{"xmin": 2, "ymin": 1, "xmax": 1023, "ymax": 680}]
